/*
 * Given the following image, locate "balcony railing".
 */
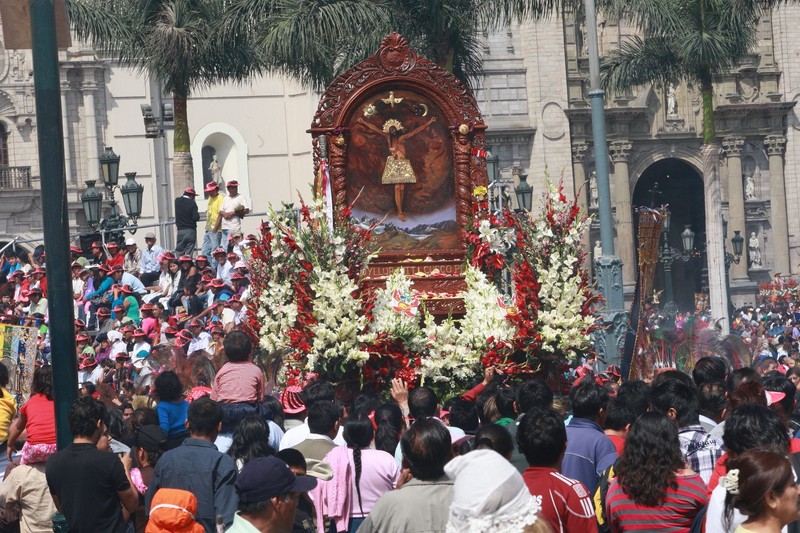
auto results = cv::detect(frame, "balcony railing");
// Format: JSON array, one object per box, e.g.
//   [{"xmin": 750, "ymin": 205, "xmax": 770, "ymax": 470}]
[{"xmin": 0, "ymin": 166, "xmax": 32, "ymax": 189}]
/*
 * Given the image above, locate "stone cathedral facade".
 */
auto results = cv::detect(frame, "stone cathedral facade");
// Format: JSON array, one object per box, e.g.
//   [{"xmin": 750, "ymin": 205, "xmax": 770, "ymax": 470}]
[{"xmin": 0, "ymin": 8, "xmax": 799, "ymax": 310}]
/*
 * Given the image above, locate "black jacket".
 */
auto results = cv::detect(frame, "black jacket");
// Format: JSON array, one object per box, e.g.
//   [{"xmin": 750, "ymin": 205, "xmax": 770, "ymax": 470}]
[{"xmin": 174, "ymin": 195, "xmax": 199, "ymax": 230}]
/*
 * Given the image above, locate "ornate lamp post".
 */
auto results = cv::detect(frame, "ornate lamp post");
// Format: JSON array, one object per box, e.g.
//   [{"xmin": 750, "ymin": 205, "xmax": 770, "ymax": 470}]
[
  {"xmin": 722, "ymin": 219, "xmax": 744, "ymax": 326},
  {"xmin": 81, "ymin": 149, "xmax": 145, "ymax": 243},
  {"xmin": 658, "ymin": 207, "xmax": 696, "ymax": 316},
  {"xmin": 584, "ymin": 0, "xmax": 627, "ymax": 367},
  {"xmin": 514, "ymin": 172, "xmax": 533, "ymax": 212}
]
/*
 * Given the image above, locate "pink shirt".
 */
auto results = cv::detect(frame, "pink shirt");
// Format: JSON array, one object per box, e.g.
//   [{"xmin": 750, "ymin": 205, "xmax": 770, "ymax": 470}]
[
  {"xmin": 211, "ymin": 361, "xmax": 264, "ymax": 403},
  {"xmin": 347, "ymin": 448, "xmax": 401, "ymax": 518}
]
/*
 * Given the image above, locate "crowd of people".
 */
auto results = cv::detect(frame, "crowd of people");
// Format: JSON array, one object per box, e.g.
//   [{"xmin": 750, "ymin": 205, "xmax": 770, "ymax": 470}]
[{"xmin": 0, "ymin": 179, "xmax": 798, "ymax": 531}]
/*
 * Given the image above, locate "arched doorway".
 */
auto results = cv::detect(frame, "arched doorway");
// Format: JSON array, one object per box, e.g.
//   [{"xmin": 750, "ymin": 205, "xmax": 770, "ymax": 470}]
[{"xmin": 631, "ymin": 158, "xmax": 705, "ymax": 313}]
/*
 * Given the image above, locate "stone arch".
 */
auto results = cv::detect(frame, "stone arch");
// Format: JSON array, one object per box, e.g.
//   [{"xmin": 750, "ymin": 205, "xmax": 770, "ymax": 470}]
[
  {"xmin": 190, "ymin": 122, "xmax": 250, "ymax": 210},
  {"xmin": 628, "ymin": 145, "xmax": 703, "ymax": 191}
]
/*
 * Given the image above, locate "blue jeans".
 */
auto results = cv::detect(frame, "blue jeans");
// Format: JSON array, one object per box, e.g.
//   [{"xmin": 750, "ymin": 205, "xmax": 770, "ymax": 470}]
[{"xmin": 202, "ymin": 231, "xmax": 221, "ymax": 268}]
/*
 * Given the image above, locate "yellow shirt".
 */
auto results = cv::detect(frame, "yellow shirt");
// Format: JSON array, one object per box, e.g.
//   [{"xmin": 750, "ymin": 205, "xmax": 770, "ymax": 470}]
[
  {"xmin": 0, "ymin": 388, "xmax": 18, "ymax": 442},
  {"xmin": 206, "ymin": 193, "xmax": 224, "ymax": 232}
]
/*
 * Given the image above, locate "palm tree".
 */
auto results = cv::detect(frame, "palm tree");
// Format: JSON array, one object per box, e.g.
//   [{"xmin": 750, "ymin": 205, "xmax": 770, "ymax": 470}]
[
  {"xmin": 219, "ymin": 0, "xmax": 564, "ymax": 88},
  {"xmin": 66, "ymin": 0, "xmax": 265, "ymax": 192},
  {"xmin": 600, "ymin": 0, "xmax": 765, "ymax": 329}
]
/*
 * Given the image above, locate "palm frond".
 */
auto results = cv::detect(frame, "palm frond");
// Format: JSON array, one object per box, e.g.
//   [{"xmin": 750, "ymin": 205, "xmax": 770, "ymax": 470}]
[{"xmin": 601, "ymin": 35, "xmax": 687, "ymax": 94}]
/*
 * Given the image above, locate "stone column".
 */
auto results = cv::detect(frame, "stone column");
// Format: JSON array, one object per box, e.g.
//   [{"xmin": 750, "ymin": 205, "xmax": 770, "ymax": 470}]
[
  {"xmin": 609, "ymin": 140, "xmax": 635, "ymax": 286},
  {"xmin": 704, "ymin": 144, "xmax": 729, "ymax": 334},
  {"xmin": 572, "ymin": 142, "xmax": 591, "ymax": 268},
  {"xmin": 59, "ymin": 68, "xmax": 73, "ymax": 185},
  {"xmin": 81, "ymin": 68, "xmax": 100, "ymax": 183},
  {"xmin": 722, "ymin": 136, "xmax": 748, "ymax": 281},
  {"xmin": 765, "ymin": 134, "xmax": 790, "ymax": 274}
]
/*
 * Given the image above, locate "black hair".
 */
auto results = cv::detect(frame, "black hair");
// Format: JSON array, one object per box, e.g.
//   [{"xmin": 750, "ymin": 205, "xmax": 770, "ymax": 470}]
[
  {"xmin": 692, "ymin": 356, "xmax": 729, "ymax": 388},
  {"xmin": 473, "ymin": 423, "xmax": 514, "ymax": 459},
  {"xmin": 604, "ymin": 398, "xmax": 636, "ymax": 431},
  {"xmin": 68, "ymin": 396, "xmax": 107, "ymax": 438},
  {"xmin": 351, "ymin": 393, "xmax": 381, "ymax": 419},
  {"xmin": 517, "ymin": 407, "xmax": 566, "ymax": 467},
  {"xmin": 238, "ymin": 500, "xmax": 270, "ymax": 514},
  {"xmin": 228, "ymin": 414, "xmax": 274, "ymax": 466},
  {"xmin": 494, "ymin": 388, "xmax": 517, "ymax": 419},
  {"xmin": 616, "ymin": 412, "xmax": 684, "ymax": 507},
  {"xmin": 516, "ymin": 379, "xmax": 553, "ymax": 413},
  {"xmin": 106, "ymin": 409, "xmax": 126, "ymax": 441},
  {"xmin": 154, "ymin": 371, "xmax": 183, "ymax": 402},
  {"xmin": 263, "ymin": 395, "xmax": 285, "ymax": 432},
  {"xmin": 762, "ymin": 375, "xmax": 796, "ymax": 423},
  {"xmin": 32, "ymin": 365, "xmax": 54, "ymax": 400},
  {"xmin": 374, "ymin": 403, "xmax": 404, "ymax": 455},
  {"xmin": 301, "ymin": 380, "xmax": 335, "ymax": 409},
  {"xmin": 408, "ymin": 386, "xmax": 438, "ymax": 420},
  {"xmin": 0, "ymin": 363, "xmax": 8, "ymax": 397},
  {"xmin": 443, "ymin": 398, "xmax": 479, "ymax": 434},
  {"xmin": 134, "ymin": 425, "xmax": 166, "ymax": 467},
  {"xmin": 131, "ymin": 407, "xmax": 159, "ymax": 431},
  {"xmin": 615, "ymin": 380, "xmax": 651, "ymax": 418},
  {"xmin": 400, "ymin": 418, "xmax": 452, "ymax": 480},
  {"xmin": 275, "ymin": 449, "xmax": 306, "ymax": 471},
  {"xmin": 722, "ymin": 404, "xmax": 789, "ymax": 456},
  {"xmin": 569, "ymin": 380, "xmax": 609, "ymax": 420},
  {"xmin": 344, "ymin": 416, "xmax": 374, "ymax": 516},
  {"xmin": 187, "ymin": 397, "xmax": 223, "ymax": 437},
  {"xmin": 698, "ymin": 382, "xmax": 727, "ymax": 423},
  {"xmin": 223, "ymin": 330, "xmax": 252, "ymax": 363},
  {"xmin": 650, "ymin": 378, "xmax": 700, "ymax": 427},
  {"xmin": 650, "ymin": 369, "xmax": 693, "ymax": 389},
  {"xmin": 307, "ymin": 400, "xmax": 339, "ymax": 436},
  {"xmin": 727, "ymin": 367, "xmax": 760, "ymax": 395}
]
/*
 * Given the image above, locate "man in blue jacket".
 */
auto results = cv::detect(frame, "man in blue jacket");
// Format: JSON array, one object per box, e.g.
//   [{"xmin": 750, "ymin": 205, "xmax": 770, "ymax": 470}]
[{"xmin": 561, "ymin": 380, "xmax": 617, "ymax": 495}]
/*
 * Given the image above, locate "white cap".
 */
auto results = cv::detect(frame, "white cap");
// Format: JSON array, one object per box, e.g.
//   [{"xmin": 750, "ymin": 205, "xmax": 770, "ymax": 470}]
[{"xmin": 125, "ymin": 238, "xmax": 136, "ymax": 246}]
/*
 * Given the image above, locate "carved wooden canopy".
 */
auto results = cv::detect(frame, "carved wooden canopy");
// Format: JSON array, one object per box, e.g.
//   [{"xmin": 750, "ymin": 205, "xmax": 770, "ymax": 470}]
[{"xmin": 309, "ymin": 33, "xmax": 489, "ymax": 264}]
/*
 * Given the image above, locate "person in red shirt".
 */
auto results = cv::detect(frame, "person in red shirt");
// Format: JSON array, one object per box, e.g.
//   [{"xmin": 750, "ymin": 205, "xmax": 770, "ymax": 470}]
[
  {"xmin": 603, "ymin": 398, "xmax": 635, "ymax": 456},
  {"xmin": 518, "ymin": 406, "xmax": 597, "ymax": 533},
  {"xmin": 106, "ymin": 242, "xmax": 124, "ymax": 269},
  {"xmin": 7, "ymin": 365, "xmax": 57, "ymax": 465}
]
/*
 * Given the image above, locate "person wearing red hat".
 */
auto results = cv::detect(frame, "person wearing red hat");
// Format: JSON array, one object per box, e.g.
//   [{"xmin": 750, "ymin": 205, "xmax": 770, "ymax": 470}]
[
  {"xmin": 132, "ymin": 329, "xmax": 151, "ymax": 357},
  {"xmin": 213, "ymin": 248, "xmax": 234, "ymax": 286},
  {"xmin": 202, "ymin": 180, "xmax": 224, "ymax": 269},
  {"xmin": 106, "ymin": 241, "xmax": 124, "ymax": 269},
  {"xmin": 215, "ymin": 179, "xmax": 249, "ymax": 251},
  {"xmin": 175, "ymin": 186, "xmax": 200, "ymax": 256},
  {"xmin": 89, "ymin": 241, "xmax": 107, "ymax": 264}
]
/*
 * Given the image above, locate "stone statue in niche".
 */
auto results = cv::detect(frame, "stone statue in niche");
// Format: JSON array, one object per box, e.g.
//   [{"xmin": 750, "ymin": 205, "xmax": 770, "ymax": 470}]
[
  {"xmin": 589, "ymin": 171, "xmax": 598, "ymax": 208},
  {"xmin": 580, "ymin": 22, "xmax": 588, "ymax": 56},
  {"xmin": 594, "ymin": 240, "xmax": 602, "ymax": 260},
  {"xmin": 749, "ymin": 231, "xmax": 762, "ymax": 268},
  {"xmin": 744, "ymin": 171, "xmax": 756, "ymax": 200},
  {"xmin": 667, "ymin": 83, "xmax": 677, "ymax": 117},
  {"xmin": 208, "ymin": 155, "xmax": 224, "ymax": 187}
]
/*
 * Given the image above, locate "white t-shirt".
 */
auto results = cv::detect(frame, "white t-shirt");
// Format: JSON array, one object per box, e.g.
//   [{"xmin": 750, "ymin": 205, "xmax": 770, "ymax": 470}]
[
  {"xmin": 706, "ymin": 484, "xmax": 789, "ymax": 533},
  {"xmin": 220, "ymin": 194, "xmax": 248, "ymax": 231}
]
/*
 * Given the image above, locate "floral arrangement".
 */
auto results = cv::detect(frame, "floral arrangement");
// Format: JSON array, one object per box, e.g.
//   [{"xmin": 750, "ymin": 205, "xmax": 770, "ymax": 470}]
[
  {"xmin": 246, "ymin": 178, "xmax": 599, "ymax": 393},
  {"xmin": 480, "ymin": 180, "xmax": 600, "ymax": 374},
  {"xmin": 245, "ymin": 198, "xmax": 376, "ymax": 385},
  {"xmin": 757, "ymin": 277, "xmax": 799, "ymax": 308}
]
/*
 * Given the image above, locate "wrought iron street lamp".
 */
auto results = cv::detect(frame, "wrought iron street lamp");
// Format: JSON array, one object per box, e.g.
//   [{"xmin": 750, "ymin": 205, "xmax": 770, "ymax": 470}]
[
  {"xmin": 99, "ymin": 146, "xmax": 120, "ymax": 189},
  {"xmin": 514, "ymin": 172, "xmax": 533, "ymax": 212},
  {"xmin": 657, "ymin": 207, "xmax": 696, "ymax": 316},
  {"xmin": 120, "ymin": 172, "xmax": 144, "ymax": 223},
  {"xmin": 80, "ymin": 180, "xmax": 103, "ymax": 227},
  {"xmin": 81, "ymin": 149, "xmax": 146, "ymax": 243}
]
